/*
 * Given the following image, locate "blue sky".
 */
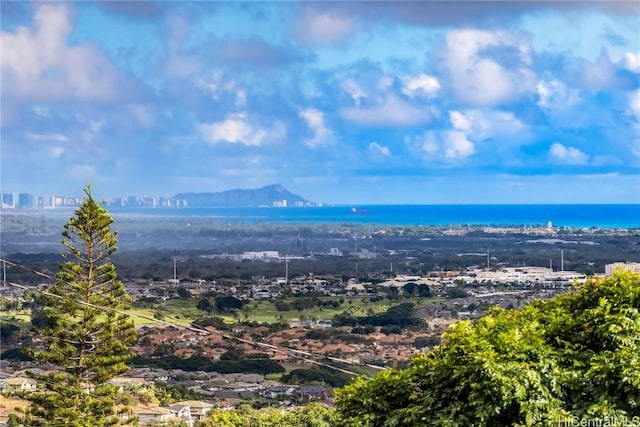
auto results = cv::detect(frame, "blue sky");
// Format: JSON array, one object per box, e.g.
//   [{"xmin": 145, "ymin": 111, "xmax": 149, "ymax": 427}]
[{"xmin": 1, "ymin": 1, "xmax": 639, "ymax": 204}]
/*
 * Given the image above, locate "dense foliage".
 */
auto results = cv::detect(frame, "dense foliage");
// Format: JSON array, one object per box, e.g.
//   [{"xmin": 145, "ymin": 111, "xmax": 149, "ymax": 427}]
[
  {"xmin": 335, "ymin": 272, "xmax": 640, "ymax": 426},
  {"xmin": 132, "ymin": 354, "xmax": 285, "ymax": 375},
  {"xmin": 332, "ymin": 302, "xmax": 426, "ymax": 329},
  {"xmin": 151, "ymin": 382, "xmax": 206, "ymax": 406},
  {"xmin": 197, "ymin": 293, "xmax": 247, "ymax": 314},
  {"xmin": 199, "ymin": 403, "xmax": 339, "ymax": 427},
  {"xmin": 281, "ymin": 366, "xmax": 354, "ymax": 388},
  {"xmin": 12, "ymin": 186, "xmax": 137, "ymax": 427},
  {"xmin": 0, "ymin": 322, "xmax": 20, "ymax": 343}
]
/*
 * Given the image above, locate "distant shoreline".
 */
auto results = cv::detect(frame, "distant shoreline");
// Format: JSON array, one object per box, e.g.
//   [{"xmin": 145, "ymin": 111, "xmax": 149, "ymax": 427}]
[{"xmin": 2, "ymin": 204, "xmax": 639, "ymax": 229}]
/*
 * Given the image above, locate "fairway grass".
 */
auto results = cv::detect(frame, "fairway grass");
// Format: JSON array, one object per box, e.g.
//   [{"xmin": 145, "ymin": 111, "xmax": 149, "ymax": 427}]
[
  {"xmin": 0, "ymin": 312, "xmax": 32, "ymax": 330},
  {"xmin": 219, "ymin": 296, "xmax": 444, "ymax": 325},
  {"xmin": 5, "ymin": 297, "xmax": 445, "ymax": 330}
]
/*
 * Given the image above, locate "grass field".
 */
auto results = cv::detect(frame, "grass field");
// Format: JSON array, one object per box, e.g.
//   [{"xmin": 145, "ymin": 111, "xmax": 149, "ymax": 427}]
[
  {"xmin": 2, "ymin": 296, "xmax": 445, "ymax": 330},
  {"xmin": 128, "ymin": 298, "xmax": 201, "ymax": 327},
  {"xmin": 0, "ymin": 311, "xmax": 32, "ymax": 330},
  {"xmin": 217, "ymin": 296, "xmax": 444, "ymax": 325},
  {"xmin": 232, "ymin": 297, "xmax": 377, "ymax": 324}
]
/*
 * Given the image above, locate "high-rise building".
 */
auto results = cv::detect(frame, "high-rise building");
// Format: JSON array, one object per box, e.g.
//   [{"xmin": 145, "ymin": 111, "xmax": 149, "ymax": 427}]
[
  {"xmin": 17, "ymin": 193, "xmax": 36, "ymax": 208},
  {"xmin": 1, "ymin": 193, "xmax": 17, "ymax": 208},
  {"xmin": 39, "ymin": 196, "xmax": 56, "ymax": 209}
]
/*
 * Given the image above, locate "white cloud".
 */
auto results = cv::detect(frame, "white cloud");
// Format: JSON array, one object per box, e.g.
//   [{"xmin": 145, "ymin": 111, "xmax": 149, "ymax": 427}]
[
  {"xmin": 414, "ymin": 131, "xmax": 474, "ymax": 160},
  {"xmin": 50, "ymin": 147, "xmax": 65, "ymax": 158},
  {"xmin": 582, "ymin": 53, "xmax": 616, "ymax": 91},
  {"xmin": 72, "ymin": 116, "xmax": 104, "ymax": 143},
  {"xmin": 198, "ymin": 114, "xmax": 271, "ymax": 146},
  {"xmin": 341, "ymin": 80, "xmax": 367, "ymax": 106},
  {"xmin": 444, "ymin": 29, "xmax": 536, "ymax": 105},
  {"xmin": 200, "ymin": 71, "xmax": 225, "ymax": 99},
  {"xmin": 368, "ymin": 142, "xmax": 391, "ymax": 156},
  {"xmin": 88, "ymin": 119, "xmax": 105, "ymax": 134},
  {"xmin": 421, "ymin": 135, "xmax": 439, "ymax": 157},
  {"xmin": 628, "ymin": 89, "xmax": 640, "ymax": 157},
  {"xmin": 341, "ymin": 95, "xmax": 436, "ymax": 127},
  {"xmin": 33, "ymin": 107, "xmax": 49, "ymax": 117},
  {"xmin": 627, "ymin": 89, "xmax": 640, "ymax": 121},
  {"xmin": 449, "ymin": 109, "xmax": 526, "ymax": 141},
  {"xmin": 622, "ymin": 52, "xmax": 640, "ymax": 73},
  {"xmin": 401, "ymin": 74, "xmax": 440, "ymax": 98},
  {"xmin": 536, "ymin": 80, "xmax": 580, "ymax": 109},
  {"xmin": 376, "ymin": 75, "xmax": 394, "ymax": 92},
  {"xmin": 26, "ymin": 133, "xmax": 69, "ymax": 142},
  {"xmin": 449, "ymin": 111, "xmax": 472, "ymax": 133},
  {"xmin": 295, "ymin": 9, "xmax": 355, "ymax": 45},
  {"xmin": 1, "ymin": 3, "xmax": 121, "ymax": 101},
  {"xmin": 198, "ymin": 71, "xmax": 246, "ymax": 106},
  {"xmin": 299, "ymin": 108, "xmax": 332, "ymax": 149},
  {"xmin": 444, "ymin": 131, "xmax": 475, "ymax": 159},
  {"xmin": 549, "ymin": 142, "xmax": 589, "ymax": 164}
]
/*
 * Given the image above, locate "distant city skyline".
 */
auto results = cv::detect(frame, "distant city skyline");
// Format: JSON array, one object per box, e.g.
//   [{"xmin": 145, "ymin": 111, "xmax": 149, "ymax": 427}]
[
  {"xmin": 3, "ymin": 187, "xmax": 640, "ymax": 209},
  {"xmin": 1, "ymin": 1, "xmax": 639, "ymax": 205}
]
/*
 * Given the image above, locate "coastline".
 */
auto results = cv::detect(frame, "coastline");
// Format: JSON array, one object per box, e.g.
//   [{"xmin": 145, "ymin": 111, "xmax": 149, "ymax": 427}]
[{"xmin": 2, "ymin": 204, "xmax": 639, "ymax": 229}]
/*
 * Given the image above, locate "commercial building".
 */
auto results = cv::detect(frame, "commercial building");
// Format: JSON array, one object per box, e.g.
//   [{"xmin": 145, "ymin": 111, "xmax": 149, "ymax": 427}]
[{"xmin": 605, "ymin": 262, "xmax": 640, "ymax": 276}]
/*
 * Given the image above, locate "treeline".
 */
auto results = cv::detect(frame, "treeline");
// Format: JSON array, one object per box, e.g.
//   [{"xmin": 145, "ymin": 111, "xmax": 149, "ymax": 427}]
[
  {"xmin": 281, "ymin": 366, "xmax": 354, "ymax": 388},
  {"xmin": 303, "ymin": 329, "xmax": 371, "ymax": 344},
  {"xmin": 197, "ymin": 294, "xmax": 247, "ymax": 314},
  {"xmin": 131, "ymin": 353, "xmax": 284, "ymax": 375},
  {"xmin": 333, "ymin": 302, "xmax": 427, "ymax": 330},
  {"xmin": 275, "ymin": 296, "xmax": 343, "ymax": 311}
]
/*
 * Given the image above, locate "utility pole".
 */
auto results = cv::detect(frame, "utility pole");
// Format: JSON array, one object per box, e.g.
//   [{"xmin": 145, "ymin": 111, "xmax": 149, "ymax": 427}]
[{"xmin": 173, "ymin": 257, "xmax": 177, "ymax": 282}]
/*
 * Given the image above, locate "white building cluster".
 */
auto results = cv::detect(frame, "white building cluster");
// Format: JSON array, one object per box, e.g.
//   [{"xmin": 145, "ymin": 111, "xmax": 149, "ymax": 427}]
[
  {"xmin": 463, "ymin": 266, "xmax": 585, "ymax": 286},
  {"xmin": 605, "ymin": 262, "xmax": 640, "ymax": 276},
  {"xmin": 241, "ymin": 251, "xmax": 280, "ymax": 260}
]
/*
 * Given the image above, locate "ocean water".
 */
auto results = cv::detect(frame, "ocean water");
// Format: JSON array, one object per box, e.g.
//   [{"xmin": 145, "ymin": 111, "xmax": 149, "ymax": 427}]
[{"xmin": 106, "ymin": 204, "xmax": 640, "ymax": 229}]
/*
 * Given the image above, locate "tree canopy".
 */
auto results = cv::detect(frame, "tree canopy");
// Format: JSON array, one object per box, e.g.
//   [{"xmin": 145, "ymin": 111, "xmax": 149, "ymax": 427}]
[
  {"xmin": 335, "ymin": 272, "xmax": 640, "ymax": 426},
  {"xmin": 199, "ymin": 403, "xmax": 339, "ymax": 427},
  {"xmin": 13, "ymin": 185, "xmax": 137, "ymax": 427}
]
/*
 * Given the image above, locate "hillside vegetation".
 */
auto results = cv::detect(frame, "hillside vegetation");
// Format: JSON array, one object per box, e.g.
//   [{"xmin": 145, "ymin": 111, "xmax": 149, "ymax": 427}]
[
  {"xmin": 334, "ymin": 271, "xmax": 640, "ymax": 426},
  {"xmin": 198, "ymin": 272, "xmax": 640, "ymax": 426}
]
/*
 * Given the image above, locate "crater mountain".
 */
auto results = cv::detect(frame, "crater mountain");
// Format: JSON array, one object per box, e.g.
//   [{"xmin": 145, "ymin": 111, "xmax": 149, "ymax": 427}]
[{"xmin": 172, "ymin": 184, "xmax": 315, "ymax": 207}]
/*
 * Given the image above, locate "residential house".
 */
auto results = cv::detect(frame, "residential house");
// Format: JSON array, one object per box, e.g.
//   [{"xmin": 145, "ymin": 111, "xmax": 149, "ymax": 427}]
[
  {"xmin": 136, "ymin": 406, "xmax": 181, "ymax": 426},
  {"xmin": 171, "ymin": 400, "xmax": 213, "ymax": 423},
  {"xmin": 262, "ymin": 385, "xmax": 296, "ymax": 400},
  {"xmin": 2, "ymin": 377, "xmax": 37, "ymax": 393}
]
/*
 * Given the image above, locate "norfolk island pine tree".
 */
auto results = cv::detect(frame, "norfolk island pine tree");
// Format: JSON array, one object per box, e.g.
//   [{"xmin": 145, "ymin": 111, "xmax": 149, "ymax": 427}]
[{"xmin": 11, "ymin": 185, "xmax": 137, "ymax": 427}]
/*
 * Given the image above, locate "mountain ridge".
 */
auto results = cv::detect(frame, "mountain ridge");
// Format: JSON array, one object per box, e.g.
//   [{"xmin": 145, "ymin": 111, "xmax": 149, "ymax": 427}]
[{"xmin": 172, "ymin": 184, "xmax": 315, "ymax": 207}]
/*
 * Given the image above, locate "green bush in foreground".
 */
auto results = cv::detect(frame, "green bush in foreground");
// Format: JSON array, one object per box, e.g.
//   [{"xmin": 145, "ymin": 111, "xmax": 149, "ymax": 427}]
[{"xmin": 335, "ymin": 272, "xmax": 640, "ymax": 426}]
